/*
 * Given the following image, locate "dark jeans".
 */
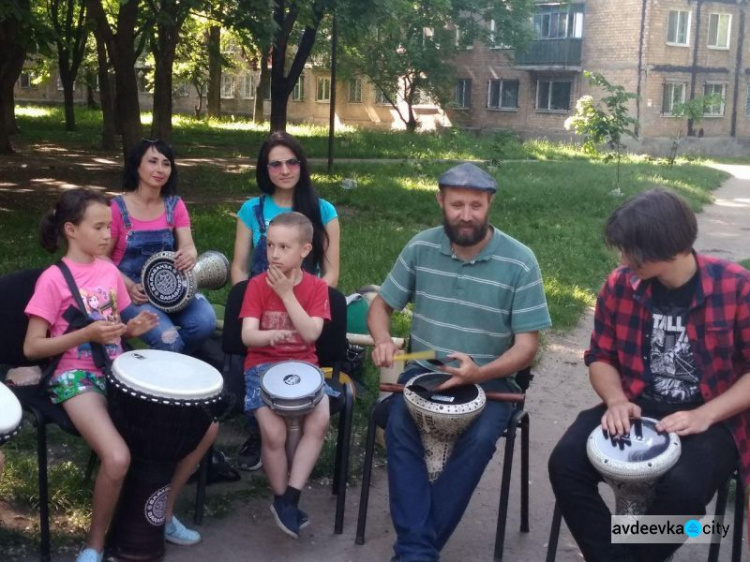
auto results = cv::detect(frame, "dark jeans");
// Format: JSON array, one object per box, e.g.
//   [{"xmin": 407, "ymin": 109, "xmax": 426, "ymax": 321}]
[
  {"xmin": 548, "ymin": 399, "xmax": 738, "ymax": 562},
  {"xmin": 386, "ymin": 366, "xmax": 514, "ymax": 562}
]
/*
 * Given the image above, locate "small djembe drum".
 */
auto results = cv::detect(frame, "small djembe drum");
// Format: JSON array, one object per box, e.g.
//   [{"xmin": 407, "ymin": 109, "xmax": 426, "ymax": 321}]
[
  {"xmin": 0, "ymin": 382, "xmax": 22, "ymax": 446},
  {"xmin": 403, "ymin": 373, "xmax": 486, "ymax": 483},
  {"xmin": 141, "ymin": 250, "xmax": 229, "ymax": 313},
  {"xmin": 260, "ymin": 361, "xmax": 325, "ymax": 465},
  {"xmin": 586, "ymin": 417, "xmax": 681, "ymax": 515}
]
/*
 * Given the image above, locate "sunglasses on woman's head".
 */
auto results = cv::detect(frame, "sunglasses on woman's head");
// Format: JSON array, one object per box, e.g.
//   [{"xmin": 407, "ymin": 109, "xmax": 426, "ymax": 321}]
[{"xmin": 267, "ymin": 158, "xmax": 301, "ymax": 171}]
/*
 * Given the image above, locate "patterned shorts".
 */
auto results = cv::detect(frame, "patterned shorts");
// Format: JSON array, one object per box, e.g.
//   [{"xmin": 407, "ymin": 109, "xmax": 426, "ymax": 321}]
[{"xmin": 48, "ymin": 369, "xmax": 106, "ymax": 404}]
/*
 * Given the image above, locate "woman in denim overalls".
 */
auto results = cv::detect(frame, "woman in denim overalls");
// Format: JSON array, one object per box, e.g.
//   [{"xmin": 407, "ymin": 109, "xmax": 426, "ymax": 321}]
[{"xmin": 108, "ymin": 139, "xmax": 216, "ymax": 354}]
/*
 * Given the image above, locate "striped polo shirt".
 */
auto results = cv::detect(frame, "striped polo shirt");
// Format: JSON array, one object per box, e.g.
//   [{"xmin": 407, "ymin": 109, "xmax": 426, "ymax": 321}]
[{"xmin": 380, "ymin": 226, "xmax": 551, "ymax": 389}]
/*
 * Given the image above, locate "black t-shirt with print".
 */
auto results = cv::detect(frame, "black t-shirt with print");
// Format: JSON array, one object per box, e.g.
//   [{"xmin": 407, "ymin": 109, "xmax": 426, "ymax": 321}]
[{"xmin": 642, "ymin": 272, "xmax": 702, "ymax": 404}]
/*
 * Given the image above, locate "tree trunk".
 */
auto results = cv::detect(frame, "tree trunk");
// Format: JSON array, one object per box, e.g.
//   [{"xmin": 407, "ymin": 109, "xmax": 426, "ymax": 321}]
[
  {"xmin": 59, "ymin": 63, "xmax": 77, "ymax": 131},
  {"xmin": 0, "ymin": 4, "xmax": 27, "ymax": 151},
  {"xmin": 253, "ymin": 49, "xmax": 269, "ymax": 123},
  {"xmin": 206, "ymin": 25, "xmax": 221, "ymax": 117},
  {"xmin": 151, "ymin": 24, "xmax": 180, "ymax": 141},
  {"xmin": 94, "ymin": 31, "xmax": 116, "ymax": 149}
]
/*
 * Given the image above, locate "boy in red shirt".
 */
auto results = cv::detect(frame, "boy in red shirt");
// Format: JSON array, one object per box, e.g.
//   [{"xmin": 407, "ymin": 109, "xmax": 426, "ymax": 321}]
[{"xmin": 240, "ymin": 211, "xmax": 332, "ymax": 539}]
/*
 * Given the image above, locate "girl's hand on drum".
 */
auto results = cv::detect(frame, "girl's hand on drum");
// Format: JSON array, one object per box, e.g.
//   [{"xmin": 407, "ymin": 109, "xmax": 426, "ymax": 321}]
[
  {"xmin": 438, "ymin": 352, "xmax": 480, "ymax": 390},
  {"xmin": 601, "ymin": 400, "xmax": 641, "ymax": 437},
  {"xmin": 174, "ymin": 249, "xmax": 197, "ymax": 271},
  {"xmin": 128, "ymin": 282, "xmax": 149, "ymax": 305},
  {"xmin": 269, "ymin": 330, "xmax": 295, "ymax": 346},
  {"xmin": 266, "ymin": 265, "xmax": 294, "ymax": 298},
  {"xmin": 656, "ymin": 409, "xmax": 711, "ymax": 436},
  {"xmin": 86, "ymin": 320, "xmax": 127, "ymax": 344},
  {"xmin": 125, "ymin": 311, "xmax": 159, "ymax": 338}
]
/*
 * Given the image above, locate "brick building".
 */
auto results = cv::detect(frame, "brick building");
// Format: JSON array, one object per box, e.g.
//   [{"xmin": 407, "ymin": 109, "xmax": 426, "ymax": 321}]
[{"xmin": 449, "ymin": 0, "xmax": 750, "ymax": 143}]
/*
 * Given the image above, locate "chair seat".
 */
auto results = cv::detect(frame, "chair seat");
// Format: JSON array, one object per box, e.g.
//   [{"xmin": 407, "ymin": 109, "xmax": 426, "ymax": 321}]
[{"xmin": 10, "ymin": 385, "xmax": 79, "ymax": 436}]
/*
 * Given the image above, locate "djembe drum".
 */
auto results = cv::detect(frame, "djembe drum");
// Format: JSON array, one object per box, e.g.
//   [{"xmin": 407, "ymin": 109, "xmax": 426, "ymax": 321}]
[
  {"xmin": 106, "ymin": 350, "xmax": 223, "ymax": 561},
  {"xmin": 141, "ymin": 250, "xmax": 229, "ymax": 313},
  {"xmin": 403, "ymin": 373, "xmax": 486, "ymax": 483},
  {"xmin": 586, "ymin": 417, "xmax": 681, "ymax": 515},
  {"xmin": 0, "ymin": 382, "xmax": 22, "ymax": 446},
  {"xmin": 260, "ymin": 361, "xmax": 325, "ymax": 464}
]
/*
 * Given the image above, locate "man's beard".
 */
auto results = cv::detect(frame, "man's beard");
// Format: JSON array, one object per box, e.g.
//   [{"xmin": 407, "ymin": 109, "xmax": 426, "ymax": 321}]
[{"xmin": 443, "ymin": 216, "xmax": 490, "ymax": 247}]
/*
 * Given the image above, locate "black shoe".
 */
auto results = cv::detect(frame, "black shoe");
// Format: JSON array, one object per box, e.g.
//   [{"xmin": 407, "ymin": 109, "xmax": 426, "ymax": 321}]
[
  {"xmin": 270, "ymin": 498, "xmax": 300, "ymax": 539},
  {"xmin": 238, "ymin": 429, "xmax": 262, "ymax": 471},
  {"xmin": 298, "ymin": 508, "xmax": 309, "ymax": 529}
]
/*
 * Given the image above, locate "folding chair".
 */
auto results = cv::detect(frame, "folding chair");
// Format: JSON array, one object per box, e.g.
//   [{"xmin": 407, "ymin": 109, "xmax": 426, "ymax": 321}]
[
  {"xmin": 214, "ymin": 280, "xmax": 355, "ymax": 533},
  {"xmin": 545, "ymin": 466, "xmax": 745, "ymax": 562},
  {"xmin": 355, "ymin": 366, "xmax": 532, "ymax": 561}
]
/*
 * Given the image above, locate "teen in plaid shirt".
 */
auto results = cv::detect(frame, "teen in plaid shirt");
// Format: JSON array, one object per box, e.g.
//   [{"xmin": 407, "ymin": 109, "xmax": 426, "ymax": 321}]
[{"xmin": 549, "ymin": 189, "xmax": 750, "ymax": 562}]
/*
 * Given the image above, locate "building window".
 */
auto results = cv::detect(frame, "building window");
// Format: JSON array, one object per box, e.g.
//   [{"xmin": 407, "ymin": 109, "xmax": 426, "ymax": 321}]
[
  {"xmin": 374, "ymin": 87, "xmax": 390, "ymax": 105},
  {"xmin": 175, "ymin": 83, "xmax": 190, "ymax": 97},
  {"xmin": 536, "ymin": 79, "xmax": 570, "ymax": 111},
  {"xmin": 707, "ymin": 13, "xmax": 731, "ymax": 49},
  {"xmin": 348, "ymin": 78, "xmax": 362, "ymax": 103},
  {"xmin": 487, "ymin": 79, "xmax": 519, "ymax": 110},
  {"xmin": 264, "ymin": 74, "xmax": 272, "ymax": 100},
  {"xmin": 20, "ymin": 71, "xmax": 35, "ymax": 89},
  {"xmin": 667, "ymin": 10, "xmax": 690, "ymax": 46},
  {"xmin": 455, "ymin": 79, "xmax": 471, "ymax": 108},
  {"xmin": 704, "ymin": 83, "xmax": 727, "ymax": 116},
  {"xmin": 489, "ymin": 19, "xmax": 513, "ymax": 49},
  {"xmin": 240, "ymin": 74, "xmax": 254, "ymax": 99},
  {"xmin": 662, "ymin": 82, "xmax": 686, "ymax": 115},
  {"xmin": 532, "ymin": 9, "xmax": 583, "ymax": 40},
  {"xmin": 56, "ymin": 76, "xmax": 76, "ymax": 91},
  {"xmin": 221, "ymin": 74, "xmax": 235, "ymax": 99},
  {"xmin": 316, "ymin": 77, "xmax": 331, "ymax": 102},
  {"xmin": 292, "ymin": 76, "xmax": 304, "ymax": 101},
  {"xmin": 454, "ymin": 26, "xmax": 473, "ymax": 50}
]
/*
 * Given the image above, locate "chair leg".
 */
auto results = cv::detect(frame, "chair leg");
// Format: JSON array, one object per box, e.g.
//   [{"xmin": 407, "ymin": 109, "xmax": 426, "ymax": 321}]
[
  {"xmin": 708, "ymin": 475, "xmax": 730, "ymax": 562},
  {"xmin": 33, "ymin": 410, "xmax": 51, "ymax": 562},
  {"xmin": 520, "ymin": 414, "xmax": 530, "ymax": 533},
  {"xmin": 546, "ymin": 502, "xmax": 562, "ymax": 562},
  {"xmin": 731, "ymin": 471, "xmax": 743, "ymax": 562},
  {"xmin": 494, "ymin": 429, "xmax": 517, "ymax": 561},
  {"xmin": 355, "ymin": 405, "xmax": 380, "ymax": 545},
  {"xmin": 193, "ymin": 445, "xmax": 212, "ymax": 526},
  {"xmin": 334, "ymin": 385, "xmax": 354, "ymax": 535},
  {"xmin": 84, "ymin": 450, "xmax": 98, "ymax": 484}
]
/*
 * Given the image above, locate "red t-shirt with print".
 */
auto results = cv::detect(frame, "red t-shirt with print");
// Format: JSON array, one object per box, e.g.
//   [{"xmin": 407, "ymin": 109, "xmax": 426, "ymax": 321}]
[{"xmin": 240, "ymin": 271, "xmax": 330, "ymax": 370}]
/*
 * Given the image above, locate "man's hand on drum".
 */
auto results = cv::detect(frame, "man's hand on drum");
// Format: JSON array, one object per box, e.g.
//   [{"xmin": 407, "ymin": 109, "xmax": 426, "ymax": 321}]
[
  {"xmin": 127, "ymin": 280, "xmax": 149, "ymax": 305},
  {"xmin": 173, "ymin": 248, "xmax": 197, "ymax": 271},
  {"xmin": 371, "ymin": 339, "xmax": 400, "ymax": 368},
  {"xmin": 268, "ymin": 329, "xmax": 295, "ymax": 346},
  {"xmin": 86, "ymin": 320, "xmax": 127, "ymax": 344},
  {"xmin": 601, "ymin": 399, "xmax": 641, "ymax": 437},
  {"xmin": 125, "ymin": 311, "xmax": 159, "ymax": 338},
  {"xmin": 266, "ymin": 265, "xmax": 294, "ymax": 298},
  {"xmin": 656, "ymin": 409, "xmax": 712, "ymax": 436},
  {"xmin": 437, "ymin": 352, "xmax": 480, "ymax": 390}
]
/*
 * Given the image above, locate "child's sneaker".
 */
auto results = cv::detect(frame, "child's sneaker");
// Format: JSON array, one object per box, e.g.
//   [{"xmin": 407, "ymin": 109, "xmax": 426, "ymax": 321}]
[
  {"xmin": 237, "ymin": 427, "xmax": 262, "ymax": 471},
  {"xmin": 165, "ymin": 515, "xmax": 201, "ymax": 545},
  {"xmin": 298, "ymin": 508, "xmax": 310, "ymax": 529},
  {"xmin": 270, "ymin": 498, "xmax": 300, "ymax": 538},
  {"xmin": 75, "ymin": 548, "xmax": 103, "ymax": 562}
]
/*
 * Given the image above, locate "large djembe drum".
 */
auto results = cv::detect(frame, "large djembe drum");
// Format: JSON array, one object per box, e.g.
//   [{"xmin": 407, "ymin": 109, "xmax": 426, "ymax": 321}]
[
  {"xmin": 106, "ymin": 350, "xmax": 223, "ymax": 561},
  {"xmin": 141, "ymin": 250, "xmax": 229, "ymax": 313},
  {"xmin": 403, "ymin": 373, "xmax": 486, "ymax": 483},
  {"xmin": 260, "ymin": 361, "xmax": 325, "ymax": 465},
  {"xmin": 586, "ymin": 417, "xmax": 681, "ymax": 515},
  {"xmin": 0, "ymin": 382, "xmax": 22, "ymax": 446}
]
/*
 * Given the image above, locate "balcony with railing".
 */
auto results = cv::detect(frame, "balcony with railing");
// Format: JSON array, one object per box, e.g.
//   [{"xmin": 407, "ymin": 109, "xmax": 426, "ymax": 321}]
[{"xmin": 514, "ymin": 38, "xmax": 583, "ymax": 69}]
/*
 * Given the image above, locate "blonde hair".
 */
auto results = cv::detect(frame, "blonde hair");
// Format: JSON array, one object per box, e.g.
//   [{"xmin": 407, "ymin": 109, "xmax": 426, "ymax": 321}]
[{"xmin": 268, "ymin": 211, "xmax": 314, "ymax": 244}]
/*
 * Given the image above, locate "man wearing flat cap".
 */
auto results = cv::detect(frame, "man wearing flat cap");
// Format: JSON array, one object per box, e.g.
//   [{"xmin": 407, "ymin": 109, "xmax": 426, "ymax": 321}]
[{"xmin": 369, "ymin": 162, "xmax": 551, "ymax": 562}]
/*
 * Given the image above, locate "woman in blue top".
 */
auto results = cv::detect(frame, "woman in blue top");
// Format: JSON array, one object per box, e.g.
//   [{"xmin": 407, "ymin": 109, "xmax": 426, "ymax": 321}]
[{"xmin": 231, "ymin": 131, "xmax": 340, "ymax": 287}]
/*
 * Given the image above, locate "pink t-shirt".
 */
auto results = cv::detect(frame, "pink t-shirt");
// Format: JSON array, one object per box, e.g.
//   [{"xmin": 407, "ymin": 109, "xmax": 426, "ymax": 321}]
[
  {"xmin": 240, "ymin": 272, "xmax": 331, "ymax": 370},
  {"xmin": 25, "ymin": 257, "xmax": 132, "ymax": 375},
  {"xmin": 109, "ymin": 197, "xmax": 191, "ymax": 265}
]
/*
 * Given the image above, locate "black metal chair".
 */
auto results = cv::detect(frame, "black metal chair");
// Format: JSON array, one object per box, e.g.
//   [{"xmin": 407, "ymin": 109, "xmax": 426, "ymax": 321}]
[
  {"xmin": 355, "ymin": 366, "xmax": 532, "ymax": 561},
  {"xmin": 545, "ymin": 467, "xmax": 744, "ymax": 562},
  {"xmin": 214, "ymin": 280, "xmax": 355, "ymax": 534}
]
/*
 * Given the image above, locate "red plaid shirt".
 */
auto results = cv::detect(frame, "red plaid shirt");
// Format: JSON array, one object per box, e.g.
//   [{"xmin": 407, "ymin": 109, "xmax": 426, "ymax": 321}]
[{"xmin": 585, "ymin": 254, "xmax": 750, "ymax": 487}]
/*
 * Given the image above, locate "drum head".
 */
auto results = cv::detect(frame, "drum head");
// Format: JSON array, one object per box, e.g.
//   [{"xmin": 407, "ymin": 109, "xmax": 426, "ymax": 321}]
[
  {"xmin": 260, "ymin": 361, "xmax": 324, "ymax": 400},
  {"xmin": 142, "ymin": 251, "xmax": 194, "ymax": 312},
  {"xmin": 111, "ymin": 349, "xmax": 223, "ymax": 401},
  {"xmin": 0, "ymin": 381, "xmax": 22, "ymax": 435},
  {"xmin": 406, "ymin": 373, "xmax": 479, "ymax": 406}
]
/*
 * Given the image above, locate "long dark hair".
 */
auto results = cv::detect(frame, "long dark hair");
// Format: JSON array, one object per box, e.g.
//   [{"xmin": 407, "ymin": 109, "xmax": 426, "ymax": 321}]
[
  {"xmin": 122, "ymin": 139, "xmax": 179, "ymax": 196},
  {"xmin": 255, "ymin": 131, "xmax": 329, "ymax": 272},
  {"xmin": 40, "ymin": 188, "xmax": 110, "ymax": 253}
]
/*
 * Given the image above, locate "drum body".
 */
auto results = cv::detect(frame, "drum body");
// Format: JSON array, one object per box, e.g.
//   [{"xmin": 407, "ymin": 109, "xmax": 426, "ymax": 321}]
[
  {"xmin": 260, "ymin": 361, "xmax": 325, "ymax": 465},
  {"xmin": 403, "ymin": 373, "xmax": 486, "ymax": 483},
  {"xmin": 0, "ymin": 382, "xmax": 22, "ymax": 446},
  {"xmin": 586, "ymin": 417, "xmax": 681, "ymax": 515},
  {"xmin": 141, "ymin": 250, "xmax": 229, "ymax": 313},
  {"xmin": 106, "ymin": 350, "xmax": 223, "ymax": 561}
]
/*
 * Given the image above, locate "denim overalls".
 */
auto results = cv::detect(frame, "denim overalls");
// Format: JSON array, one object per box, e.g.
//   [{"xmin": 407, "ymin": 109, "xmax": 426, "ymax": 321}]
[{"xmin": 114, "ymin": 195, "xmax": 216, "ymax": 354}]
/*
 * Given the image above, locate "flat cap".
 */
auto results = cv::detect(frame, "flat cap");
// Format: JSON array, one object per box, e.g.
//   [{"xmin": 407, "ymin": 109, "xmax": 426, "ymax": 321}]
[{"xmin": 438, "ymin": 162, "xmax": 497, "ymax": 193}]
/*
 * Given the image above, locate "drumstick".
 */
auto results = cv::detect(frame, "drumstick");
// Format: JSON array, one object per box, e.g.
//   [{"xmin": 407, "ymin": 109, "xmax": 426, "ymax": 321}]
[
  {"xmin": 393, "ymin": 350, "xmax": 440, "ymax": 361},
  {"xmin": 379, "ymin": 382, "xmax": 525, "ymax": 403}
]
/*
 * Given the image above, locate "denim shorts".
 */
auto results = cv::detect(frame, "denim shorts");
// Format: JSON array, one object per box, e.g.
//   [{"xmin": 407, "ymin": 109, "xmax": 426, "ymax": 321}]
[
  {"xmin": 48, "ymin": 369, "xmax": 106, "ymax": 404},
  {"xmin": 244, "ymin": 362, "xmax": 339, "ymax": 413}
]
